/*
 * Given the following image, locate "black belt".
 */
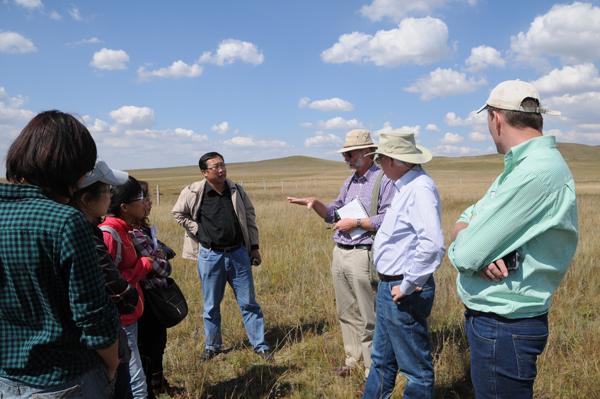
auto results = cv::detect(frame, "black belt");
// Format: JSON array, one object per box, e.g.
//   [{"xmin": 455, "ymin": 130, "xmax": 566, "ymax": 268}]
[
  {"xmin": 201, "ymin": 243, "xmax": 242, "ymax": 253},
  {"xmin": 378, "ymin": 273, "xmax": 404, "ymax": 282},
  {"xmin": 464, "ymin": 307, "xmax": 548, "ymax": 323},
  {"xmin": 336, "ymin": 243, "xmax": 371, "ymax": 250}
]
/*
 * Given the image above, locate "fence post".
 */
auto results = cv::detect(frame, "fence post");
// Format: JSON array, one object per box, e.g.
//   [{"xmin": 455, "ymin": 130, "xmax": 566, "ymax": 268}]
[{"xmin": 156, "ymin": 185, "xmax": 160, "ymax": 206}]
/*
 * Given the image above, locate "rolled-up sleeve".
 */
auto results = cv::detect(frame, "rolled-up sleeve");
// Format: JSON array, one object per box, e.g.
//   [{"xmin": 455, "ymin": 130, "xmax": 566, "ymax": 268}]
[{"xmin": 62, "ymin": 214, "xmax": 119, "ymax": 349}]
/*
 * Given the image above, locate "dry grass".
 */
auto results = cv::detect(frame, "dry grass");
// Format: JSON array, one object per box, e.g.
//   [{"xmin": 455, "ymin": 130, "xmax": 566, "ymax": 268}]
[{"xmin": 131, "ymin": 148, "xmax": 600, "ymax": 399}]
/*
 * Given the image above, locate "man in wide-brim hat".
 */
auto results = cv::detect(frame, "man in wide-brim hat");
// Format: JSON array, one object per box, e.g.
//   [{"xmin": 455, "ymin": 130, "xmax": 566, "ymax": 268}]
[
  {"xmin": 288, "ymin": 129, "xmax": 395, "ymax": 378},
  {"xmin": 362, "ymin": 130, "xmax": 445, "ymax": 399}
]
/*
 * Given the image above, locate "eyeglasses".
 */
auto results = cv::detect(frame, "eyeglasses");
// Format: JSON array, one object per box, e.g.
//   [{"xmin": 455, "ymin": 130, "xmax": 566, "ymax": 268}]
[
  {"xmin": 205, "ymin": 163, "xmax": 226, "ymax": 171},
  {"xmin": 342, "ymin": 150, "xmax": 356, "ymax": 158},
  {"xmin": 374, "ymin": 154, "xmax": 388, "ymax": 166}
]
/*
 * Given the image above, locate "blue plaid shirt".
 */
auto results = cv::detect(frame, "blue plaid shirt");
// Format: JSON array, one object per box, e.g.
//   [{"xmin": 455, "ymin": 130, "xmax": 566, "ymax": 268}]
[{"xmin": 0, "ymin": 184, "xmax": 119, "ymax": 387}]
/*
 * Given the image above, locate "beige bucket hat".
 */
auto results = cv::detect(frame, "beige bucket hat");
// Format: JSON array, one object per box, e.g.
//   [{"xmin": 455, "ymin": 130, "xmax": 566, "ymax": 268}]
[
  {"xmin": 368, "ymin": 131, "xmax": 432, "ymax": 164},
  {"xmin": 337, "ymin": 129, "xmax": 376, "ymax": 153}
]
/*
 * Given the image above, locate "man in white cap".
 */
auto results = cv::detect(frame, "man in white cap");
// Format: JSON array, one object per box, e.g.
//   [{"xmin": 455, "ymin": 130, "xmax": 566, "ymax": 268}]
[
  {"xmin": 288, "ymin": 129, "xmax": 395, "ymax": 377},
  {"xmin": 448, "ymin": 80, "xmax": 578, "ymax": 398},
  {"xmin": 362, "ymin": 131, "xmax": 444, "ymax": 399}
]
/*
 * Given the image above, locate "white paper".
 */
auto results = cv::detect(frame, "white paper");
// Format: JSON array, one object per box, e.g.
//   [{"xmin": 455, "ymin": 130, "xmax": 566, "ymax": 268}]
[
  {"xmin": 336, "ymin": 198, "xmax": 369, "ymax": 239},
  {"xmin": 150, "ymin": 225, "xmax": 158, "ymax": 250}
]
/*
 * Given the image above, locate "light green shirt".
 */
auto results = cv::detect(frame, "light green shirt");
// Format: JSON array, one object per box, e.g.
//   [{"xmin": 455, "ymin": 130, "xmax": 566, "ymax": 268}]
[{"xmin": 448, "ymin": 135, "xmax": 578, "ymax": 318}]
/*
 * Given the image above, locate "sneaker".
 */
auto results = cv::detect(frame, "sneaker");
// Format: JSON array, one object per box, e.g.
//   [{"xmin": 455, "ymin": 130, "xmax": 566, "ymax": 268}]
[
  {"xmin": 255, "ymin": 349, "xmax": 274, "ymax": 361},
  {"xmin": 201, "ymin": 348, "xmax": 221, "ymax": 362}
]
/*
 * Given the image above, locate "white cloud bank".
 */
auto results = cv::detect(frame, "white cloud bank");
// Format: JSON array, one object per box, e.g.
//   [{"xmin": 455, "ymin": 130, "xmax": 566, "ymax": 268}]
[
  {"xmin": 211, "ymin": 121, "xmax": 230, "ymax": 134},
  {"xmin": 298, "ymin": 97, "xmax": 354, "ymax": 112},
  {"xmin": 138, "ymin": 60, "xmax": 202, "ymax": 80},
  {"xmin": 321, "ymin": 17, "xmax": 449, "ymax": 66},
  {"xmin": 405, "ymin": 68, "xmax": 486, "ymax": 100},
  {"xmin": 199, "ymin": 39, "xmax": 264, "ymax": 66},
  {"xmin": 532, "ymin": 63, "xmax": 600, "ymax": 95},
  {"xmin": 109, "ymin": 105, "xmax": 155, "ymax": 128},
  {"xmin": 224, "ymin": 136, "xmax": 286, "ymax": 148},
  {"xmin": 511, "ymin": 2, "xmax": 600, "ymax": 65},
  {"xmin": 0, "ymin": 31, "xmax": 37, "ymax": 54},
  {"xmin": 304, "ymin": 132, "xmax": 343, "ymax": 147},
  {"xmin": 360, "ymin": 0, "xmax": 475, "ymax": 22},
  {"xmin": 91, "ymin": 48, "xmax": 129, "ymax": 70}
]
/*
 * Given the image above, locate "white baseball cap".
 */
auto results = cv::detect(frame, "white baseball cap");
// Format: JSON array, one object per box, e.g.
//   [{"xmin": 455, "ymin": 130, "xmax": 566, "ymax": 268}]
[
  {"xmin": 476, "ymin": 80, "xmax": 560, "ymax": 115},
  {"xmin": 79, "ymin": 160, "xmax": 129, "ymax": 189}
]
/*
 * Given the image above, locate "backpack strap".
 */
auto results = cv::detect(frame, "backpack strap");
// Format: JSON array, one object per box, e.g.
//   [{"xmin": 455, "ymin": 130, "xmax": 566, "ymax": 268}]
[
  {"xmin": 369, "ymin": 171, "xmax": 385, "ymax": 217},
  {"xmin": 100, "ymin": 225, "xmax": 123, "ymax": 266}
]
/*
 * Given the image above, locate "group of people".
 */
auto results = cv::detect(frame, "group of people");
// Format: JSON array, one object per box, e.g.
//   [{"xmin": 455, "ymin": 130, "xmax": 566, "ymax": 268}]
[
  {"xmin": 0, "ymin": 112, "xmax": 179, "ymax": 398},
  {"xmin": 0, "ymin": 79, "xmax": 578, "ymax": 399}
]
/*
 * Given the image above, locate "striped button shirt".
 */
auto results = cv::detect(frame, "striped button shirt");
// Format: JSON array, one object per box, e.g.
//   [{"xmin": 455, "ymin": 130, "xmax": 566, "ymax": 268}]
[
  {"xmin": 448, "ymin": 135, "xmax": 578, "ymax": 318},
  {"xmin": 0, "ymin": 184, "xmax": 119, "ymax": 387}
]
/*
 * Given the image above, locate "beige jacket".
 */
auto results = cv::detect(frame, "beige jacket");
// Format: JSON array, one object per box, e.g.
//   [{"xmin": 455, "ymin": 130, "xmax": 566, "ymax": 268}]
[{"xmin": 171, "ymin": 179, "xmax": 259, "ymax": 261}]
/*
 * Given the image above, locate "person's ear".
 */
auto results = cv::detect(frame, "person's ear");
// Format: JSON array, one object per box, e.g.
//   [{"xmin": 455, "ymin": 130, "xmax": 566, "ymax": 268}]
[{"xmin": 119, "ymin": 202, "xmax": 128, "ymax": 214}]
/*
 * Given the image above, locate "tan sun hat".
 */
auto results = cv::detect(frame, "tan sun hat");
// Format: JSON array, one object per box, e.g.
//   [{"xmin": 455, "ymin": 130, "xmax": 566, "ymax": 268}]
[
  {"xmin": 337, "ymin": 129, "xmax": 376, "ymax": 153},
  {"xmin": 476, "ymin": 79, "xmax": 560, "ymax": 115},
  {"xmin": 367, "ymin": 130, "xmax": 432, "ymax": 164}
]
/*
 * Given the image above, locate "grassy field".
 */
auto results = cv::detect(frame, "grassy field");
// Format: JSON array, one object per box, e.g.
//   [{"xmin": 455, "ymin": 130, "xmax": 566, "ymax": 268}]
[{"xmin": 131, "ymin": 144, "xmax": 600, "ymax": 399}]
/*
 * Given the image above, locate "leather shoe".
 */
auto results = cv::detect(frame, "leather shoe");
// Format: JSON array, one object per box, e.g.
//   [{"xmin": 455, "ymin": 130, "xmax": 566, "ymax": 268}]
[{"xmin": 201, "ymin": 348, "xmax": 221, "ymax": 362}]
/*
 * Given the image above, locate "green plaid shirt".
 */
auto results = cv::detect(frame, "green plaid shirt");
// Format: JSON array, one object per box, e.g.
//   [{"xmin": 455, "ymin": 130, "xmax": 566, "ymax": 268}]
[{"xmin": 0, "ymin": 184, "xmax": 119, "ymax": 386}]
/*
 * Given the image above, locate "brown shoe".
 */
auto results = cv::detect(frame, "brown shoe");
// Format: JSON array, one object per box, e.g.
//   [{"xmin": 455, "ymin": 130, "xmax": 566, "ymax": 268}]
[{"xmin": 334, "ymin": 365, "xmax": 353, "ymax": 377}]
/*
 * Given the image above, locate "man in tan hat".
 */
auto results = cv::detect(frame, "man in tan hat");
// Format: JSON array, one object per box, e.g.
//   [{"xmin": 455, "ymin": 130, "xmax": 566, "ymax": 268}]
[
  {"xmin": 448, "ymin": 80, "xmax": 578, "ymax": 398},
  {"xmin": 362, "ymin": 130, "xmax": 444, "ymax": 399},
  {"xmin": 288, "ymin": 129, "xmax": 395, "ymax": 377}
]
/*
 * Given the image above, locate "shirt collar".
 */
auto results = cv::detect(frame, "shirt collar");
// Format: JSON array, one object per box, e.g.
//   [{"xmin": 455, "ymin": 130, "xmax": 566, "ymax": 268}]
[
  {"xmin": 353, "ymin": 163, "xmax": 379, "ymax": 182},
  {"xmin": 504, "ymin": 135, "xmax": 555, "ymax": 170},
  {"xmin": 393, "ymin": 165, "xmax": 422, "ymax": 191}
]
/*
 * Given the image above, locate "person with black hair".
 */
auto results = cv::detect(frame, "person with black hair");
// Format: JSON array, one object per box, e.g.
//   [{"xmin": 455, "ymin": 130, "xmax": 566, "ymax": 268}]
[
  {"xmin": 100, "ymin": 176, "xmax": 154, "ymax": 399},
  {"xmin": 0, "ymin": 111, "xmax": 120, "ymax": 398},
  {"xmin": 172, "ymin": 152, "xmax": 272, "ymax": 361}
]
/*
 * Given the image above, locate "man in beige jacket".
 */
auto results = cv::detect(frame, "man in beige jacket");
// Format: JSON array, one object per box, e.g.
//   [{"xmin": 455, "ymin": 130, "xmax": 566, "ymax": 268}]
[{"xmin": 171, "ymin": 151, "xmax": 271, "ymax": 361}]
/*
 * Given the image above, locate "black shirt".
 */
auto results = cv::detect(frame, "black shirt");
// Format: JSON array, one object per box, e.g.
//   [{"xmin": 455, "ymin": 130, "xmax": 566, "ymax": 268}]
[{"xmin": 196, "ymin": 184, "xmax": 244, "ymax": 248}]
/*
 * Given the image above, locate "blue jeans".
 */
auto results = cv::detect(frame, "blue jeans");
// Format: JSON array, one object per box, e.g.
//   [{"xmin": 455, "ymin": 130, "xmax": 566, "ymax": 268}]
[
  {"xmin": 363, "ymin": 277, "xmax": 435, "ymax": 399},
  {"xmin": 0, "ymin": 366, "xmax": 113, "ymax": 399},
  {"xmin": 465, "ymin": 311, "xmax": 548, "ymax": 399},
  {"xmin": 123, "ymin": 322, "xmax": 147, "ymax": 399},
  {"xmin": 197, "ymin": 246, "xmax": 269, "ymax": 352}
]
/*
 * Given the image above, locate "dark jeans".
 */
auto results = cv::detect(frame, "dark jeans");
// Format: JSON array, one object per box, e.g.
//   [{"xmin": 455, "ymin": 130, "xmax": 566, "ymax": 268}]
[
  {"xmin": 138, "ymin": 301, "xmax": 168, "ymax": 399},
  {"xmin": 465, "ymin": 311, "xmax": 549, "ymax": 399},
  {"xmin": 363, "ymin": 277, "xmax": 435, "ymax": 399}
]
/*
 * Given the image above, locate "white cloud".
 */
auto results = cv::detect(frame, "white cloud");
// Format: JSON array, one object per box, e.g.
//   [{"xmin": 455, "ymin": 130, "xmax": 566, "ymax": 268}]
[
  {"xmin": 510, "ymin": 2, "xmax": 600, "ymax": 65},
  {"xmin": 223, "ymin": 136, "xmax": 286, "ymax": 148},
  {"xmin": 211, "ymin": 121, "xmax": 230, "ymax": 134},
  {"xmin": 72, "ymin": 37, "xmax": 102, "ymax": 46},
  {"xmin": 375, "ymin": 122, "xmax": 421, "ymax": 137},
  {"xmin": 48, "ymin": 10, "xmax": 61, "ymax": 20},
  {"xmin": 441, "ymin": 132, "xmax": 464, "ymax": 144},
  {"xmin": 0, "ymin": 31, "xmax": 37, "ymax": 54},
  {"xmin": 469, "ymin": 131, "xmax": 487, "ymax": 142},
  {"xmin": 425, "ymin": 123, "xmax": 439, "ymax": 131},
  {"xmin": 317, "ymin": 116, "xmax": 364, "ymax": 130},
  {"xmin": 405, "ymin": 68, "xmax": 486, "ymax": 100},
  {"xmin": 137, "ymin": 60, "xmax": 202, "ymax": 80},
  {"xmin": 109, "ymin": 105, "xmax": 155, "ymax": 128},
  {"xmin": 0, "ymin": 86, "xmax": 35, "ymax": 124},
  {"xmin": 90, "ymin": 48, "xmax": 129, "ymax": 70},
  {"xmin": 321, "ymin": 17, "xmax": 449, "ymax": 66},
  {"xmin": 546, "ymin": 128, "xmax": 600, "ymax": 145},
  {"xmin": 545, "ymin": 91, "xmax": 600, "ymax": 124},
  {"xmin": 14, "ymin": 0, "xmax": 42, "ymax": 10},
  {"xmin": 465, "ymin": 45, "xmax": 505, "ymax": 72},
  {"xmin": 445, "ymin": 110, "xmax": 487, "ymax": 128},
  {"xmin": 82, "ymin": 116, "xmax": 111, "ymax": 136},
  {"xmin": 304, "ymin": 132, "xmax": 343, "ymax": 147},
  {"xmin": 199, "ymin": 39, "xmax": 264, "ymax": 66},
  {"xmin": 532, "ymin": 63, "xmax": 600, "ymax": 95},
  {"xmin": 68, "ymin": 6, "xmax": 82, "ymax": 21},
  {"xmin": 298, "ymin": 97, "xmax": 354, "ymax": 112},
  {"xmin": 435, "ymin": 144, "xmax": 481, "ymax": 156},
  {"xmin": 360, "ymin": 0, "xmax": 451, "ymax": 22}
]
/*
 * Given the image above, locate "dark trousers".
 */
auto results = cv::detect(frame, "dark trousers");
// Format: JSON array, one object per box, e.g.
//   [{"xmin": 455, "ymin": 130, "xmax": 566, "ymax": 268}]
[{"xmin": 137, "ymin": 305, "xmax": 168, "ymax": 399}]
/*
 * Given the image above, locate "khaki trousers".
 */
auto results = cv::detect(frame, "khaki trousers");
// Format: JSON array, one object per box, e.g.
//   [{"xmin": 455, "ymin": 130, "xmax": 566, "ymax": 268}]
[{"xmin": 331, "ymin": 245, "xmax": 377, "ymax": 373}]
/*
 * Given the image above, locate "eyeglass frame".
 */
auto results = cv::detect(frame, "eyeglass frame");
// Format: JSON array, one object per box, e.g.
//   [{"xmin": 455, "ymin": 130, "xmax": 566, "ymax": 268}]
[{"xmin": 204, "ymin": 162, "xmax": 227, "ymax": 171}]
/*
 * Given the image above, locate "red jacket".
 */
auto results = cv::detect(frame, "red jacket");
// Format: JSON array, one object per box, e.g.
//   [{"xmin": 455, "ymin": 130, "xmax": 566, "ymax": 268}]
[{"xmin": 100, "ymin": 216, "xmax": 153, "ymax": 325}]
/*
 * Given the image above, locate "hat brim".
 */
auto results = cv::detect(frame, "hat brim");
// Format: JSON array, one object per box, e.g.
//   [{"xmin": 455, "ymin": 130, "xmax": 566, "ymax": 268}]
[
  {"xmin": 476, "ymin": 103, "xmax": 487, "ymax": 114},
  {"xmin": 366, "ymin": 144, "xmax": 433, "ymax": 164},
  {"xmin": 79, "ymin": 163, "xmax": 129, "ymax": 189},
  {"xmin": 336, "ymin": 143, "xmax": 377, "ymax": 153}
]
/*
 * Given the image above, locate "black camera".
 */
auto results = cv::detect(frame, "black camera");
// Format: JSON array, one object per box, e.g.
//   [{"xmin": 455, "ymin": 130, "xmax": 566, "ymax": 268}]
[{"xmin": 502, "ymin": 250, "xmax": 520, "ymax": 271}]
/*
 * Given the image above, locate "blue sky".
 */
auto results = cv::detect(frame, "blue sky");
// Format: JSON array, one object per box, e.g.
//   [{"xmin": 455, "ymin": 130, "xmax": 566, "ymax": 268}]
[{"xmin": 2, "ymin": 0, "xmax": 600, "ymax": 172}]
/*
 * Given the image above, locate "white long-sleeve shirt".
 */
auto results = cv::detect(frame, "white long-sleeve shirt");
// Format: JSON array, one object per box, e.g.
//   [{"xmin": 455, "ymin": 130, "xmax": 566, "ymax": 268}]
[{"xmin": 373, "ymin": 166, "xmax": 445, "ymax": 295}]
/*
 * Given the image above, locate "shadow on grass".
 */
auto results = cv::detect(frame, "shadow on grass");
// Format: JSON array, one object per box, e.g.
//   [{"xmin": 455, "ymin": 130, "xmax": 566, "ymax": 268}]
[
  {"xmin": 201, "ymin": 365, "xmax": 299, "ymax": 399},
  {"xmin": 430, "ymin": 323, "xmax": 474, "ymax": 399},
  {"xmin": 265, "ymin": 319, "xmax": 329, "ymax": 349}
]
